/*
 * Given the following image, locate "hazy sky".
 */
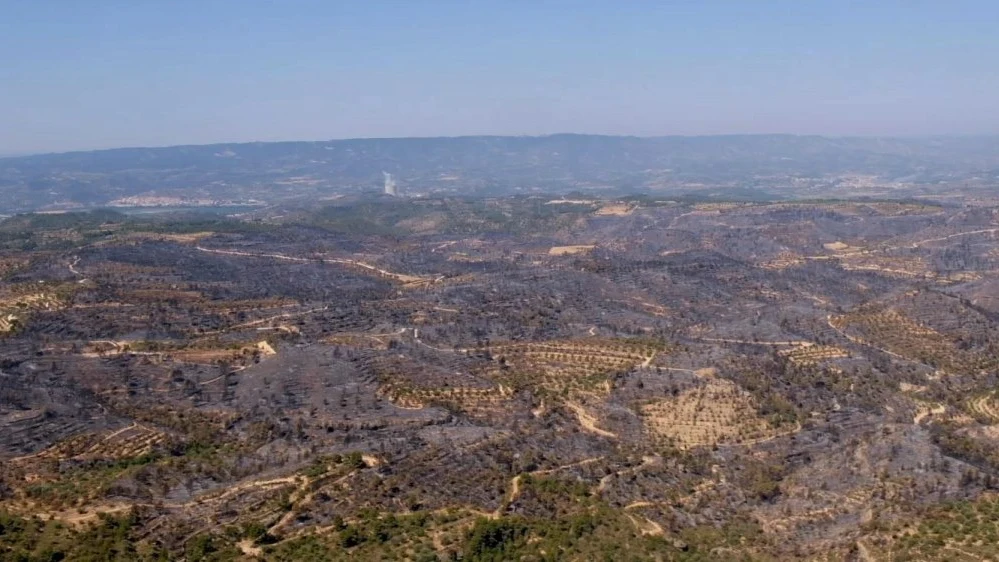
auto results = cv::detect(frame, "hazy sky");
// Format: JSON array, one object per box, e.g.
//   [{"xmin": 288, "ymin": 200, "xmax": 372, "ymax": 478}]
[{"xmin": 2, "ymin": 0, "xmax": 998, "ymax": 153}]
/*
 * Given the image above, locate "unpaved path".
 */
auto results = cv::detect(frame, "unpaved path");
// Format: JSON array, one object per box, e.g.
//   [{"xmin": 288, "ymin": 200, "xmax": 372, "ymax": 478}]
[
  {"xmin": 535, "ymin": 456, "xmax": 603, "ymax": 475},
  {"xmin": 910, "ymin": 228, "xmax": 999, "ymax": 248},
  {"xmin": 826, "ymin": 315, "xmax": 930, "ymax": 366},
  {"xmin": 856, "ymin": 540, "xmax": 876, "ymax": 562},
  {"xmin": 800, "ymin": 228, "xmax": 999, "ymax": 261},
  {"xmin": 736, "ymin": 422, "xmax": 802, "ymax": 446},
  {"xmin": 43, "ymin": 503, "xmax": 135, "ymax": 527},
  {"xmin": 913, "ymin": 403, "xmax": 946, "ymax": 424},
  {"xmin": 77, "ymin": 423, "xmax": 140, "ymax": 456},
  {"xmin": 198, "ymin": 365, "xmax": 248, "ymax": 386},
  {"xmin": 163, "ymin": 476, "xmax": 299, "ymax": 510},
  {"xmin": 564, "ymin": 401, "xmax": 616, "ymax": 438},
  {"xmin": 696, "ymin": 337, "xmax": 812, "ymax": 346},
  {"xmin": 195, "ymin": 246, "xmax": 432, "ymax": 285},
  {"xmin": 9, "ymin": 422, "xmax": 153, "ymax": 463},
  {"xmin": 598, "ymin": 456, "xmax": 659, "ymax": 493},
  {"xmin": 196, "ymin": 305, "xmax": 329, "ymax": 336},
  {"xmin": 412, "ymin": 328, "xmax": 470, "ymax": 353},
  {"xmin": 640, "ymin": 351, "xmax": 657, "ymax": 368},
  {"xmin": 490, "ymin": 456, "xmax": 604, "ymax": 519},
  {"xmin": 267, "ymin": 470, "xmax": 358, "ymax": 535},
  {"xmin": 68, "ymin": 256, "xmax": 84, "ymax": 277},
  {"xmin": 237, "ymin": 539, "xmax": 263, "ymax": 558},
  {"xmin": 625, "ymin": 501, "xmax": 655, "ymax": 510},
  {"xmin": 942, "ymin": 543, "xmax": 988, "ymax": 561},
  {"xmin": 626, "ymin": 513, "xmax": 664, "ymax": 536}
]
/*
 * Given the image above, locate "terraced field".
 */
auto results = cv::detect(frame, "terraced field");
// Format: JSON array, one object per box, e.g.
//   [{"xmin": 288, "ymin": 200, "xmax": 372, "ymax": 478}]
[
  {"xmin": 760, "ymin": 251, "xmax": 805, "ymax": 270},
  {"xmin": 0, "ymin": 290, "xmax": 66, "ymax": 332},
  {"xmin": 0, "ymin": 291, "xmax": 64, "ymax": 310},
  {"xmin": 966, "ymin": 392, "xmax": 999, "ymax": 424},
  {"xmin": 837, "ymin": 253, "xmax": 934, "ymax": 278},
  {"xmin": 0, "ymin": 313, "xmax": 18, "ymax": 332},
  {"xmin": 639, "ymin": 378, "xmax": 788, "ymax": 449},
  {"xmin": 777, "ymin": 344, "xmax": 850, "ymax": 366},
  {"xmin": 377, "ymin": 382, "xmax": 512, "ymax": 411},
  {"xmin": 868, "ymin": 495, "xmax": 999, "ymax": 561},
  {"xmin": 829, "ymin": 308, "xmax": 990, "ymax": 374},
  {"xmin": 482, "ymin": 338, "xmax": 661, "ymax": 396},
  {"xmin": 13, "ymin": 423, "xmax": 169, "ymax": 463}
]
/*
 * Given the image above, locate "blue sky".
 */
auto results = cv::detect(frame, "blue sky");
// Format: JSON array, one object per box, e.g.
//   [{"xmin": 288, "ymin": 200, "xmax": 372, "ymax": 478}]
[{"xmin": 2, "ymin": 0, "xmax": 998, "ymax": 153}]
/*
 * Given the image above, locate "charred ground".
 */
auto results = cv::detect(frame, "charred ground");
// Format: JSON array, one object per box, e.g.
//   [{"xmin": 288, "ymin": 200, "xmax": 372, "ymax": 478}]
[{"xmin": 1, "ymin": 196, "xmax": 999, "ymax": 560}]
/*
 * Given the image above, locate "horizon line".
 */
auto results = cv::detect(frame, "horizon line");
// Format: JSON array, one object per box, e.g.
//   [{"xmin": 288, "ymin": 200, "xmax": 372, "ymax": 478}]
[{"xmin": 5, "ymin": 131, "xmax": 999, "ymax": 160}]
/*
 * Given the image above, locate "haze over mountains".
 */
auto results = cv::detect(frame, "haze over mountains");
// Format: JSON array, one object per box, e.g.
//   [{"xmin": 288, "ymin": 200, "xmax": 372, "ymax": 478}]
[{"xmin": 2, "ymin": 134, "xmax": 999, "ymax": 213}]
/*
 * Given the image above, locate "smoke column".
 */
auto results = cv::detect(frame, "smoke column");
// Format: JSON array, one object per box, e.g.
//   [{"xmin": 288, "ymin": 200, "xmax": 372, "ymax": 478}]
[{"xmin": 382, "ymin": 172, "xmax": 398, "ymax": 196}]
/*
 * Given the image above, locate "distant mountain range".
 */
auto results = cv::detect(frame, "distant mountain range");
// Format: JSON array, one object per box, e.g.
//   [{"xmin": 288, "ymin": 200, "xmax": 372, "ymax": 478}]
[{"xmin": 2, "ymin": 134, "xmax": 998, "ymax": 212}]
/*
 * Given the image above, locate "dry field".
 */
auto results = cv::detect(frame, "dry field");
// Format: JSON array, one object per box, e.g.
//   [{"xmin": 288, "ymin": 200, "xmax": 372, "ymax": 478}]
[
  {"xmin": 484, "ymin": 338, "xmax": 659, "ymax": 396},
  {"xmin": 0, "ymin": 313, "xmax": 18, "ymax": 332},
  {"xmin": 0, "ymin": 291, "xmax": 63, "ymax": 310},
  {"xmin": 548, "ymin": 245, "xmax": 596, "ymax": 256},
  {"xmin": 837, "ymin": 254, "xmax": 934, "ymax": 278},
  {"xmin": 760, "ymin": 251, "xmax": 805, "ymax": 270},
  {"xmin": 116, "ymin": 231, "xmax": 215, "ymax": 244},
  {"xmin": 378, "ymin": 383, "xmax": 512, "ymax": 411},
  {"xmin": 830, "ymin": 308, "xmax": 990, "ymax": 374},
  {"xmin": 966, "ymin": 392, "xmax": 999, "ymax": 424},
  {"xmin": 778, "ymin": 345, "xmax": 850, "ymax": 366},
  {"xmin": 12, "ymin": 423, "xmax": 168, "ymax": 464},
  {"xmin": 639, "ymin": 379, "xmax": 788, "ymax": 449},
  {"xmin": 595, "ymin": 203, "xmax": 634, "ymax": 216},
  {"xmin": 0, "ymin": 290, "xmax": 65, "ymax": 331}
]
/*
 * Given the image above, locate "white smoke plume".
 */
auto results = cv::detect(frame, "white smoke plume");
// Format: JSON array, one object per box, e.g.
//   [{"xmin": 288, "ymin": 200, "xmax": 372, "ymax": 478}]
[{"xmin": 382, "ymin": 171, "xmax": 398, "ymax": 196}]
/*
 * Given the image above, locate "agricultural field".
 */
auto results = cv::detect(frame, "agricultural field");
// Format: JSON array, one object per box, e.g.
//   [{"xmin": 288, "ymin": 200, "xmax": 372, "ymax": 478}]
[{"xmin": 640, "ymin": 378, "xmax": 787, "ymax": 449}]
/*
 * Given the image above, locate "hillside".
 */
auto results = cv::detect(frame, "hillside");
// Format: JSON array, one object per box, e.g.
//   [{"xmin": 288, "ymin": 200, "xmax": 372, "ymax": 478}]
[
  {"xmin": 1, "ymin": 196, "xmax": 999, "ymax": 559},
  {"xmin": 3, "ymin": 134, "xmax": 999, "ymax": 211}
]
